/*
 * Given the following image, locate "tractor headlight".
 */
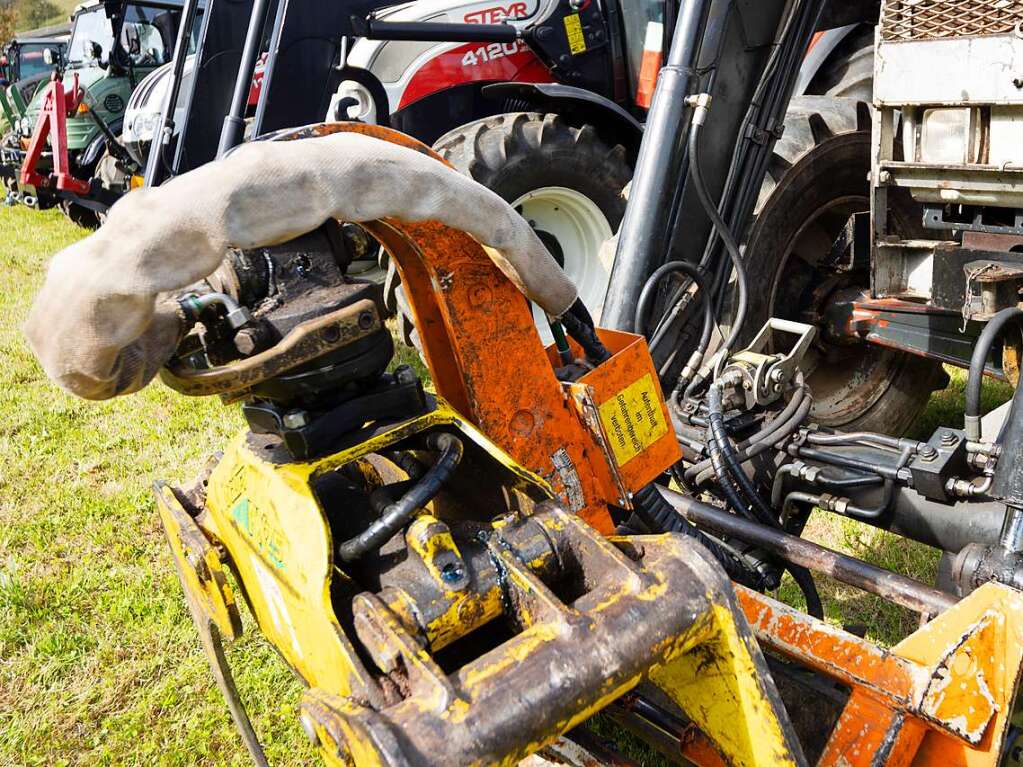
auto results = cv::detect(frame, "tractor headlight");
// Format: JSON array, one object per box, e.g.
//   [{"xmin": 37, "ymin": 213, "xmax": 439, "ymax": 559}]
[
  {"xmin": 129, "ymin": 111, "xmax": 162, "ymax": 143},
  {"xmin": 914, "ymin": 107, "xmax": 981, "ymax": 165}
]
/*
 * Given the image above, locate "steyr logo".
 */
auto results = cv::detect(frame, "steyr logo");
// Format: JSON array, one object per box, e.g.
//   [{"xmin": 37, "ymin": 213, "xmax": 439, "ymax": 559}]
[{"xmin": 464, "ymin": 2, "xmax": 529, "ymax": 24}]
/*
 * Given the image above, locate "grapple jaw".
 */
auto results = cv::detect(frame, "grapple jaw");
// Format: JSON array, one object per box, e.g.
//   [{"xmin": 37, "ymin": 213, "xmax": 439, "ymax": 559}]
[{"xmin": 156, "ymin": 404, "xmax": 805, "ymax": 767}]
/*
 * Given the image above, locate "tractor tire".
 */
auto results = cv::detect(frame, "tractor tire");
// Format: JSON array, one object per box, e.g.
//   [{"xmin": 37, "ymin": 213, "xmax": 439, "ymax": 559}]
[
  {"xmin": 388, "ymin": 112, "xmax": 630, "ymax": 350},
  {"xmin": 805, "ymin": 26, "xmax": 875, "ymax": 101},
  {"xmin": 738, "ymin": 96, "xmax": 946, "ymax": 436}
]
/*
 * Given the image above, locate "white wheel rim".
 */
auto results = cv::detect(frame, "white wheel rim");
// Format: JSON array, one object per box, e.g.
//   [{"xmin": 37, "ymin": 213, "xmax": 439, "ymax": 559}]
[{"xmin": 511, "ymin": 186, "xmax": 614, "ymax": 345}]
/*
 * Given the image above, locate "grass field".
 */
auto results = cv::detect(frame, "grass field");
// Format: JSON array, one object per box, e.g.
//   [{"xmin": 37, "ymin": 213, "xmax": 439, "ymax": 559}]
[{"xmin": 0, "ymin": 205, "xmax": 1013, "ymax": 765}]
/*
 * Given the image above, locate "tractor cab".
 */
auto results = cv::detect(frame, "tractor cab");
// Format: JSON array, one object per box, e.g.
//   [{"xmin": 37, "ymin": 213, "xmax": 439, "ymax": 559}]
[{"xmin": 0, "ymin": 33, "xmax": 68, "ymax": 131}]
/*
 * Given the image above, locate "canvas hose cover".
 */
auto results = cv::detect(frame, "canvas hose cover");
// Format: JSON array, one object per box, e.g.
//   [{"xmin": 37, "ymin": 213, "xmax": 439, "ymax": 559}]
[{"xmin": 24, "ymin": 131, "xmax": 579, "ymax": 400}]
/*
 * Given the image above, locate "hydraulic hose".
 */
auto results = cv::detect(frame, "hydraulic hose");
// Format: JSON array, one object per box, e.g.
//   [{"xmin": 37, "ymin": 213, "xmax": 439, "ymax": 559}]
[
  {"xmin": 688, "ymin": 119, "xmax": 749, "ymax": 359},
  {"xmin": 338, "ymin": 433, "xmax": 463, "ymax": 563},
  {"xmin": 560, "ymin": 297, "xmax": 612, "ymax": 364},
  {"xmin": 684, "ymin": 386, "xmax": 810, "ymax": 483},
  {"xmin": 635, "ymin": 261, "xmax": 714, "ymax": 356},
  {"xmin": 635, "ymin": 261, "xmax": 715, "ymax": 390},
  {"xmin": 631, "ymin": 484, "xmax": 769, "ymax": 590},
  {"xmin": 965, "ymin": 307, "xmax": 1023, "ymax": 441},
  {"xmin": 705, "ymin": 383, "xmax": 822, "ymax": 617},
  {"xmin": 706, "ymin": 384, "xmax": 777, "ymax": 527}
]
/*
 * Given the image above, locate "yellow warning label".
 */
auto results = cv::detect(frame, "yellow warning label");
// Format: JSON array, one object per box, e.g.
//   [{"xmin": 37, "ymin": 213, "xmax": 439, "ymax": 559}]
[
  {"xmin": 564, "ymin": 13, "xmax": 587, "ymax": 55},
  {"xmin": 598, "ymin": 373, "xmax": 668, "ymax": 467}
]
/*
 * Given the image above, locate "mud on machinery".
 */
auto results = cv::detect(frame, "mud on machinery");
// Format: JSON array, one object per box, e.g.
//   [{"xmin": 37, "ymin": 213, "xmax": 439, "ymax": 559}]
[{"xmin": 23, "ymin": 0, "xmax": 1023, "ymax": 766}]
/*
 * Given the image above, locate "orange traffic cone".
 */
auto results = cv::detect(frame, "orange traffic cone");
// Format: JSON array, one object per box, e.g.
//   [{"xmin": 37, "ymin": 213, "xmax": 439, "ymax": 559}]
[{"xmin": 636, "ymin": 21, "xmax": 664, "ymax": 109}]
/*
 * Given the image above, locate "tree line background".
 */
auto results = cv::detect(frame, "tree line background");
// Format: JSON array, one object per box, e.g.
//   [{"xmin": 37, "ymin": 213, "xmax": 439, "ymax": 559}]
[{"xmin": 1, "ymin": 0, "xmax": 67, "ymax": 42}]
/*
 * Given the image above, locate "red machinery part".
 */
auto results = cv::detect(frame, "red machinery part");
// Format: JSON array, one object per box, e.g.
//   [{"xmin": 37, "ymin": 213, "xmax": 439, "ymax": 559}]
[{"xmin": 19, "ymin": 72, "xmax": 92, "ymax": 196}]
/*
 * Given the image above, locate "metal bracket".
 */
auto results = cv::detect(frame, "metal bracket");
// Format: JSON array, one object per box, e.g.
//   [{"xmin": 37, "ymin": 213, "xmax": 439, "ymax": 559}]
[{"xmin": 725, "ymin": 318, "xmax": 817, "ymax": 408}]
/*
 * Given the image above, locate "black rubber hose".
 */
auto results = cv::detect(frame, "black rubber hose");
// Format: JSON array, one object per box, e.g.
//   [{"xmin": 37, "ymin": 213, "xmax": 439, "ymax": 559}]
[
  {"xmin": 684, "ymin": 386, "xmax": 808, "ymax": 483},
  {"xmin": 688, "ymin": 121, "xmax": 749, "ymax": 357},
  {"xmin": 631, "ymin": 484, "xmax": 768, "ymax": 590},
  {"xmin": 707, "ymin": 385, "xmax": 778, "ymax": 527},
  {"xmin": 338, "ymin": 433, "xmax": 463, "ymax": 563},
  {"xmin": 635, "ymin": 261, "xmax": 714, "ymax": 358},
  {"xmin": 560, "ymin": 297, "xmax": 611, "ymax": 364},
  {"xmin": 705, "ymin": 385, "xmax": 823, "ymax": 618},
  {"xmin": 965, "ymin": 307, "xmax": 1023, "ymax": 440},
  {"xmin": 815, "ymin": 472, "xmax": 885, "ymax": 490},
  {"xmin": 786, "ymin": 564, "xmax": 825, "ymax": 618}
]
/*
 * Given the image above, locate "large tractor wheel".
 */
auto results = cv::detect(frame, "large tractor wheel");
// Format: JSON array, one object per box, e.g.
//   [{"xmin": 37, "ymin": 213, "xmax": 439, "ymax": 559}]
[
  {"xmin": 387, "ymin": 111, "xmax": 630, "ymax": 349},
  {"xmin": 805, "ymin": 26, "xmax": 875, "ymax": 101},
  {"xmin": 738, "ymin": 96, "xmax": 946, "ymax": 436}
]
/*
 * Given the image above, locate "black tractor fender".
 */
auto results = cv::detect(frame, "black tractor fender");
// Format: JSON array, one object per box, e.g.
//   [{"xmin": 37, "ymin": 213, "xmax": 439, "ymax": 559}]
[
  {"xmin": 481, "ymin": 82, "xmax": 643, "ymax": 165},
  {"xmin": 80, "ymin": 117, "xmax": 124, "ymax": 169}
]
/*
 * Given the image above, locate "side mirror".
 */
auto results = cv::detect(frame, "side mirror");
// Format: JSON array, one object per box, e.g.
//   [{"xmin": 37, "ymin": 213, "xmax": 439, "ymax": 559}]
[{"xmin": 42, "ymin": 48, "xmax": 56, "ymax": 66}]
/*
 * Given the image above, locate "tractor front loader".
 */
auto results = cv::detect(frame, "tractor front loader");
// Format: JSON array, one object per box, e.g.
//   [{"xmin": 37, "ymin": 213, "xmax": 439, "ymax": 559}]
[{"xmin": 21, "ymin": 0, "xmax": 1023, "ymax": 765}]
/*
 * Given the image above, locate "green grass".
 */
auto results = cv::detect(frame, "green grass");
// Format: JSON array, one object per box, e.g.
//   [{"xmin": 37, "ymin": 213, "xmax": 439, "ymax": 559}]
[
  {"xmin": 0, "ymin": 205, "xmax": 1013, "ymax": 764},
  {"xmin": 0, "ymin": 206, "xmax": 318, "ymax": 766}
]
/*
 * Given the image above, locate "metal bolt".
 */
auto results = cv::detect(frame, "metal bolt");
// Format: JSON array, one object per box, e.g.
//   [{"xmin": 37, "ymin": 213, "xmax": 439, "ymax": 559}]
[
  {"xmin": 941, "ymin": 431, "xmax": 958, "ymax": 447},
  {"xmin": 440, "ymin": 562, "xmax": 464, "ymax": 583},
  {"xmin": 233, "ymin": 328, "xmax": 259, "ymax": 356},
  {"xmin": 299, "ymin": 712, "xmax": 320, "ymax": 746},
  {"xmin": 394, "ymin": 364, "xmax": 417, "ymax": 386},
  {"xmin": 770, "ymin": 368, "xmax": 786, "ymax": 383},
  {"xmin": 358, "ymin": 311, "xmax": 375, "ymax": 330},
  {"xmin": 283, "ymin": 410, "xmax": 309, "ymax": 429}
]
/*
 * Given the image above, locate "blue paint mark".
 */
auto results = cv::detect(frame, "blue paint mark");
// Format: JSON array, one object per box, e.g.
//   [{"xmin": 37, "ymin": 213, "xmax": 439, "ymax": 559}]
[
  {"xmin": 231, "ymin": 498, "xmax": 251, "ymax": 533},
  {"xmin": 268, "ymin": 540, "xmax": 285, "ymax": 570}
]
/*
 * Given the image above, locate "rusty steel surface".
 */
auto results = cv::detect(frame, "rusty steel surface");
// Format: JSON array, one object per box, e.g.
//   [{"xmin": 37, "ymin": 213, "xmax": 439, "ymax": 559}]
[
  {"xmin": 160, "ymin": 299, "xmax": 383, "ymax": 398},
  {"xmin": 298, "ymin": 503, "xmax": 802, "ymax": 767},
  {"xmin": 661, "ymin": 487, "xmax": 958, "ymax": 616},
  {"xmin": 730, "ymin": 583, "xmax": 1023, "ymax": 767}
]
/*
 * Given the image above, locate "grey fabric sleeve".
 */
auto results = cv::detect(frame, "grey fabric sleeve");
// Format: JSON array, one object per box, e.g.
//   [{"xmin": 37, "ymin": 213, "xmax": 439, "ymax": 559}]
[{"xmin": 25, "ymin": 131, "xmax": 578, "ymax": 400}]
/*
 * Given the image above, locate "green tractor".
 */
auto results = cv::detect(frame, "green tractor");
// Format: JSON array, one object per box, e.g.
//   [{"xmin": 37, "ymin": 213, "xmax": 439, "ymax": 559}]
[
  {"xmin": 1, "ymin": 0, "xmax": 185, "ymax": 226},
  {"xmin": 0, "ymin": 28, "xmax": 69, "ymax": 133}
]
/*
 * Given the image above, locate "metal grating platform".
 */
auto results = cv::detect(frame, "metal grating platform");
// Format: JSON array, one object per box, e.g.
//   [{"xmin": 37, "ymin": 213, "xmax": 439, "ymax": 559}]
[{"xmin": 881, "ymin": 0, "xmax": 1023, "ymax": 41}]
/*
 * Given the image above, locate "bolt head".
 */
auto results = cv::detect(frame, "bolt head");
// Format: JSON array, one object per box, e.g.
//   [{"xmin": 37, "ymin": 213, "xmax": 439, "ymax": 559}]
[
  {"xmin": 358, "ymin": 311, "xmax": 375, "ymax": 330},
  {"xmin": 234, "ymin": 329, "xmax": 259, "ymax": 356},
  {"xmin": 941, "ymin": 431, "xmax": 958, "ymax": 446},
  {"xmin": 283, "ymin": 410, "xmax": 309, "ymax": 429}
]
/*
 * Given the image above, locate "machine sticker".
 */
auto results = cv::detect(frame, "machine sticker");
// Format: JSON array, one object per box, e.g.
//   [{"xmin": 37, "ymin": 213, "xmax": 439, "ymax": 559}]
[
  {"xmin": 598, "ymin": 374, "xmax": 668, "ymax": 467},
  {"xmin": 550, "ymin": 447, "xmax": 586, "ymax": 511},
  {"xmin": 564, "ymin": 14, "xmax": 587, "ymax": 55},
  {"xmin": 250, "ymin": 554, "xmax": 303, "ymax": 660},
  {"xmin": 230, "ymin": 496, "xmax": 287, "ymax": 571}
]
